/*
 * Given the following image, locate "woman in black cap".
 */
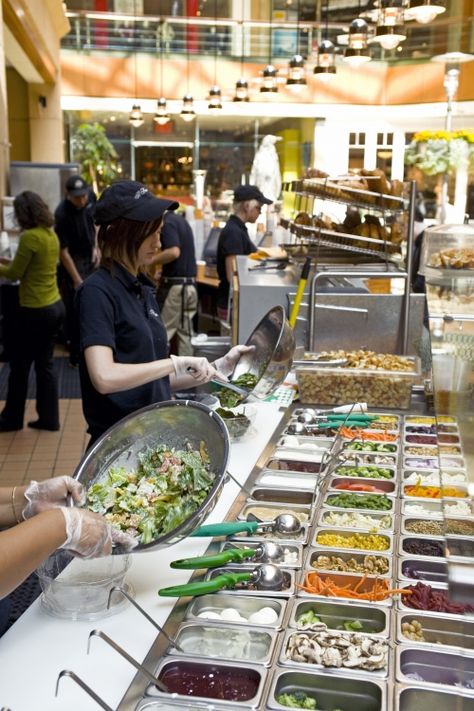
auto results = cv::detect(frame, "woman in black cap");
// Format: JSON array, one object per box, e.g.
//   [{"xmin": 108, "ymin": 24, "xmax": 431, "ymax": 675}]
[
  {"xmin": 77, "ymin": 180, "xmax": 249, "ymax": 446},
  {"xmin": 216, "ymin": 185, "xmax": 272, "ymax": 321}
]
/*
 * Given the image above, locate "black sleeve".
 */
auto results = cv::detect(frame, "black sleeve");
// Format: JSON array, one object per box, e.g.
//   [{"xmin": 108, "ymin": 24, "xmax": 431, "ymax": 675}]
[
  {"xmin": 220, "ymin": 229, "xmax": 245, "ymax": 257},
  {"xmin": 160, "ymin": 216, "xmax": 180, "ymax": 250},
  {"xmin": 54, "ymin": 207, "xmax": 70, "ymax": 250},
  {"xmin": 77, "ymin": 283, "xmax": 116, "ymax": 352}
]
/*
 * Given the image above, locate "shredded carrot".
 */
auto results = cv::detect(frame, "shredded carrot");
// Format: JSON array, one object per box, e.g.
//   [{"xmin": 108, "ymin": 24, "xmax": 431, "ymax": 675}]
[
  {"xmin": 339, "ymin": 426, "xmax": 397, "ymax": 442},
  {"xmin": 297, "ymin": 571, "xmax": 413, "ymax": 601}
]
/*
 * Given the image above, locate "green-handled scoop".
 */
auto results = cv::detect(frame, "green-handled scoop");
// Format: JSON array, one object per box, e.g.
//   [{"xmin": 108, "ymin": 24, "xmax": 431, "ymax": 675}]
[
  {"xmin": 158, "ymin": 563, "xmax": 284, "ymax": 597},
  {"xmin": 190, "ymin": 513, "xmax": 302, "ymax": 538},
  {"xmin": 170, "ymin": 541, "xmax": 284, "ymax": 569}
]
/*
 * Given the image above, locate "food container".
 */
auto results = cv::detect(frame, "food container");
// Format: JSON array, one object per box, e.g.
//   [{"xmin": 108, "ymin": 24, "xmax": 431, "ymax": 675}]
[
  {"xmin": 278, "ymin": 627, "xmax": 390, "ymax": 677},
  {"xmin": 344, "ymin": 441, "xmax": 399, "ymax": 455},
  {"xmin": 185, "ymin": 594, "xmax": 286, "ymax": 629},
  {"xmin": 306, "ymin": 547, "xmax": 392, "ymax": 577},
  {"xmin": 404, "ymin": 434, "xmax": 438, "ymax": 445},
  {"xmin": 402, "ymin": 484, "xmax": 469, "ymax": 499},
  {"xmin": 444, "ymin": 518, "xmax": 474, "ymax": 536},
  {"xmin": 263, "ymin": 457, "xmax": 321, "ymax": 473},
  {"xmin": 419, "ymin": 222, "xmax": 474, "ymax": 280},
  {"xmin": 145, "ymin": 657, "xmax": 267, "ymax": 707},
  {"xmin": 255, "ymin": 469, "xmax": 318, "ymax": 491},
  {"xmin": 295, "ymin": 356, "xmax": 420, "ymax": 409},
  {"xmin": 36, "ymin": 550, "xmax": 131, "ymax": 620},
  {"xmin": 237, "ymin": 502, "xmax": 311, "ymax": 524},
  {"xmin": 396, "ymin": 684, "xmax": 474, "ymax": 710},
  {"xmin": 333, "ymin": 464, "xmax": 397, "ymax": 480},
  {"xmin": 169, "ymin": 621, "xmax": 277, "ymax": 665},
  {"xmin": 397, "ymin": 583, "xmax": 474, "ymax": 615},
  {"xmin": 230, "ymin": 523, "xmax": 310, "ymax": 544},
  {"xmin": 265, "ymin": 668, "xmax": 387, "ymax": 710},
  {"xmin": 297, "ymin": 569, "xmax": 395, "ymax": 607},
  {"xmin": 277, "ymin": 434, "xmax": 333, "ymax": 451},
  {"xmin": 396, "ymin": 646, "xmax": 474, "ymax": 693},
  {"xmin": 397, "ymin": 612, "xmax": 474, "ymax": 651},
  {"xmin": 205, "ymin": 565, "xmax": 295, "ymax": 597},
  {"xmin": 322, "ymin": 490, "xmax": 396, "ymax": 512},
  {"xmin": 400, "ymin": 535, "xmax": 446, "ymax": 559},
  {"xmin": 337, "ymin": 452, "xmax": 397, "ymax": 467},
  {"xmin": 402, "ymin": 500, "xmax": 443, "ymax": 518},
  {"xmin": 402, "ymin": 517, "xmax": 445, "ymax": 536},
  {"xmin": 445, "ymin": 536, "xmax": 474, "ymax": 559},
  {"xmin": 288, "ymin": 598, "xmax": 390, "ymax": 636},
  {"xmin": 398, "ymin": 558, "xmax": 448, "ymax": 585},
  {"xmin": 313, "ymin": 528, "xmax": 394, "ymax": 554},
  {"xmin": 215, "ymin": 404, "xmax": 257, "ymax": 441},
  {"xmin": 328, "ymin": 477, "xmax": 397, "ymax": 495},
  {"xmin": 403, "ymin": 445, "xmax": 439, "ymax": 457},
  {"xmin": 136, "ymin": 700, "xmax": 244, "ymax": 711},
  {"xmin": 247, "ymin": 486, "xmax": 315, "ymax": 508},
  {"xmin": 221, "ymin": 540, "xmax": 304, "ymax": 568},
  {"xmin": 440, "ymin": 455, "xmax": 466, "ymax": 469},
  {"xmin": 318, "ymin": 508, "xmax": 394, "ymax": 533},
  {"xmin": 403, "ymin": 457, "xmax": 439, "ymax": 470}
]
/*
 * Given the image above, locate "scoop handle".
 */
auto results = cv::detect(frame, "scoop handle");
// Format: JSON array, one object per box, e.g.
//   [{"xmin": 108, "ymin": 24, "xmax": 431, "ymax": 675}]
[
  {"xmin": 170, "ymin": 548, "xmax": 255, "ymax": 569},
  {"xmin": 190, "ymin": 521, "xmax": 259, "ymax": 537},
  {"xmin": 158, "ymin": 571, "xmax": 252, "ymax": 597}
]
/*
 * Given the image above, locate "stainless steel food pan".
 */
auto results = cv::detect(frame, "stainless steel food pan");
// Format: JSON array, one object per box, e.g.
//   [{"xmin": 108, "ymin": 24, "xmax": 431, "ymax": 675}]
[
  {"xmin": 205, "ymin": 565, "xmax": 295, "ymax": 597},
  {"xmin": 221, "ymin": 540, "xmax": 303, "ymax": 569},
  {"xmin": 313, "ymin": 527, "xmax": 394, "ymax": 554},
  {"xmin": 237, "ymin": 501, "xmax": 311, "ymax": 525},
  {"xmin": 327, "ymin": 477, "xmax": 397, "ymax": 495},
  {"xmin": 248, "ymin": 486, "xmax": 315, "ymax": 508},
  {"xmin": 255, "ymin": 469, "xmax": 318, "ymax": 491},
  {"xmin": 333, "ymin": 464, "xmax": 397, "ymax": 479},
  {"xmin": 401, "ymin": 516, "xmax": 445, "ymax": 536},
  {"xmin": 288, "ymin": 598, "xmax": 390, "ymax": 636},
  {"xmin": 396, "ymin": 684, "xmax": 474, "ymax": 710},
  {"xmin": 306, "ymin": 547, "xmax": 392, "ymax": 578},
  {"xmin": 136, "ymin": 698, "xmax": 245, "ymax": 711},
  {"xmin": 169, "ymin": 621, "xmax": 278, "ymax": 666},
  {"xmin": 278, "ymin": 628, "xmax": 390, "ymax": 678},
  {"xmin": 229, "ymin": 523, "xmax": 311, "ymax": 545},
  {"xmin": 278, "ymin": 433, "xmax": 334, "ymax": 448},
  {"xmin": 399, "ymin": 535, "xmax": 446, "ymax": 559},
  {"xmin": 185, "ymin": 594, "xmax": 286, "ymax": 629},
  {"xmin": 396, "ymin": 645, "xmax": 474, "ymax": 694},
  {"xmin": 445, "ymin": 536, "xmax": 474, "ymax": 559},
  {"xmin": 145, "ymin": 656, "xmax": 267, "ymax": 708},
  {"xmin": 263, "ymin": 457, "xmax": 322, "ymax": 474},
  {"xmin": 397, "ymin": 557, "xmax": 448, "ymax": 585},
  {"xmin": 265, "ymin": 668, "xmax": 387, "ymax": 710},
  {"xmin": 401, "ymin": 500, "xmax": 443, "ymax": 517},
  {"xmin": 296, "ymin": 569, "xmax": 394, "ymax": 607},
  {"xmin": 397, "ymin": 612, "xmax": 474, "ymax": 651},
  {"xmin": 337, "ymin": 452, "xmax": 397, "ymax": 467},
  {"xmin": 318, "ymin": 507, "xmax": 394, "ymax": 532}
]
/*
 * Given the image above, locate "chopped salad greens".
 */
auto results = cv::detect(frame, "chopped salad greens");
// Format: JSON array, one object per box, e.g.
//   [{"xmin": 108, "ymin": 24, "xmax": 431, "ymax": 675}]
[{"xmin": 86, "ymin": 442, "xmax": 215, "ymax": 545}]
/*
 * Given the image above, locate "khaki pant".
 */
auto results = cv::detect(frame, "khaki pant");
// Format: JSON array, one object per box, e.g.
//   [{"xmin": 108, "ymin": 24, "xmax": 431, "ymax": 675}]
[{"xmin": 159, "ymin": 283, "xmax": 198, "ymax": 356}]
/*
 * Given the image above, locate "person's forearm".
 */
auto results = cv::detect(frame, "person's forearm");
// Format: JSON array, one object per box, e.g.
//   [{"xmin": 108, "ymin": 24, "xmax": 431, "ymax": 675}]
[
  {"xmin": 0, "ymin": 486, "xmax": 27, "ymax": 527},
  {"xmin": 151, "ymin": 246, "xmax": 180, "ymax": 266},
  {"xmin": 60, "ymin": 250, "xmax": 83, "ymax": 286},
  {"xmin": 85, "ymin": 347, "xmax": 175, "ymax": 394},
  {"xmin": 0, "ymin": 509, "xmax": 66, "ymax": 598}
]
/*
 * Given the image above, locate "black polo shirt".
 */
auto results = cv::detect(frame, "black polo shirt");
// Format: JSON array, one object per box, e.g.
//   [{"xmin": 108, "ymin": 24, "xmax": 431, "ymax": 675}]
[
  {"xmin": 76, "ymin": 263, "xmax": 170, "ymax": 438},
  {"xmin": 160, "ymin": 212, "xmax": 197, "ymax": 278},
  {"xmin": 54, "ymin": 197, "xmax": 96, "ymax": 258},
  {"xmin": 216, "ymin": 214, "xmax": 257, "ymax": 309}
]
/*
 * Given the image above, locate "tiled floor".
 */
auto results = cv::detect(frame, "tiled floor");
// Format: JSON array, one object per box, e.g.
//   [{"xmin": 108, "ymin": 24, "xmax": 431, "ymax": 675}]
[{"xmin": 0, "ymin": 398, "xmax": 88, "ymax": 488}]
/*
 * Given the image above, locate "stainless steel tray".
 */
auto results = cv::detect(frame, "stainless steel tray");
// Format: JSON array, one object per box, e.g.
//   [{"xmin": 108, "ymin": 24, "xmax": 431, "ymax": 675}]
[
  {"xmin": 136, "ymin": 698, "xmax": 245, "ymax": 711},
  {"xmin": 401, "ymin": 516, "xmax": 445, "ymax": 536},
  {"xmin": 327, "ymin": 477, "xmax": 398, "ymax": 495},
  {"xmin": 397, "ymin": 611, "xmax": 474, "ymax": 651},
  {"xmin": 221, "ymin": 540, "xmax": 304, "ymax": 569},
  {"xmin": 185, "ymin": 594, "xmax": 287, "ymax": 629},
  {"xmin": 396, "ymin": 683, "xmax": 474, "ymax": 710},
  {"xmin": 318, "ymin": 508, "xmax": 394, "ymax": 532},
  {"xmin": 296, "ymin": 569, "xmax": 394, "ymax": 606},
  {"xmin": 205, "ymin": 565, "xmax": 296, "ymax": 597},
  {"xmin": 305, "ymin": 547, "xmax": 393, "ymax": 578},
  {"xmin": 395, "ymin": 644, "xmax": 474, "ymax": 694},
  {"xmin": 265, "ymin": 667, "xmax": 388, "ymax": 710},
  {"xmin": 333, "ymin": 463, "xmax": 397, "ymax": 480},
  {"xmin": 397, "ymin": 557, "xmax": 448, "ymax": 585},
  {"xmin": 262, "ymin": 457, "xmax": 322, "ymax": 474},
  {"xmin": 313, "ymin": 527, "xmax": 394, "ymax": 554},
  {"xmin": 247, "ymin": 486, "xmax": 315, "ymax": 508},
  {"xmin": 236, "ymin": 502, "xmax": 311, "ymax": 525},
  {"xmin": 399, "ymin": 534, "xmax": 446, "ymax": 560},
  {"xmin": 229, "ymin": 524, "xmax": 311, "ymax": 545},
  {"xmin": 255, "ymin": 469, "xmax": 319, "ymax": 491},
  {"xmin": 287, "ymin": 597, "xmax": 390, "ymax": 636}
]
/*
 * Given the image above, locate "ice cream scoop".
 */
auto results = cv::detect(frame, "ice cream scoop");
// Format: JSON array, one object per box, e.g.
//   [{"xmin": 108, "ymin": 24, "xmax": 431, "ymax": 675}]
[
  {"xmin": 170, "ymin": 541, "xmax": 284, "ymax": 569},
  {"xmin": 190, "ymin": 513, "xmax": 302, "ymax": 538},
  {"xmin": 158, "ymin": 564, "xmax": 285, "ymax": 597}
]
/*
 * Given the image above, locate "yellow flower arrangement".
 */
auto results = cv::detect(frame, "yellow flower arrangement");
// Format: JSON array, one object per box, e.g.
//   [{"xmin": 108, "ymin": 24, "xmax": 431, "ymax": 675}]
[{"xmin": 405, "ymin": 129, "xmax": 474, "ymax": 175}]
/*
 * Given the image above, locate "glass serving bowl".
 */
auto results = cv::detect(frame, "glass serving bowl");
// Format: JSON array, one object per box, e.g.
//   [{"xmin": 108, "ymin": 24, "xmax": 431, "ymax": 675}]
[{"xmin": 36, "ymin": 549, "xmax": 132, "ymax": 620}]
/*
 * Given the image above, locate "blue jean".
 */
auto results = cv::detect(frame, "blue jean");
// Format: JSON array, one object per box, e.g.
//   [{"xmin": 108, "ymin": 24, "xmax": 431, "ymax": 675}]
[{"xmin": 1, "ymin": 299, "xmax": 65, "ymax": 428}]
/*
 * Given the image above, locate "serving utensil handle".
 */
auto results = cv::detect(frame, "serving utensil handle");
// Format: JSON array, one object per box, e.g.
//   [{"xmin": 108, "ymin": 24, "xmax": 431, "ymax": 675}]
[
  {"xmin": 189, "ymin": 520, "xmax": 259, "ymax": 537},
  {"xmin": 170, "ymin": 548, "xmax": 255, "ymax": 569},
  {"xmin": 158, "ymin": 571, "xmax": 251, "ymax": 597}
]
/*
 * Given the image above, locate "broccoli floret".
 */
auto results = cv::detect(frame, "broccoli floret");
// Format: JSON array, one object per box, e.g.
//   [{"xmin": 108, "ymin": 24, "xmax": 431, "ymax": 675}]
[{"xmin": 276, "ymin": 691, "xmax": 317, "ymax": 709}]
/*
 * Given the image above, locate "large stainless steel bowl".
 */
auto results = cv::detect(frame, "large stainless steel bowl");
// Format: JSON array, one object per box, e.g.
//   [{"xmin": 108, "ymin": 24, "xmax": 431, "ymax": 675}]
[
  {"xmin": 73, "ymin": 400, "xmax": 230, "ymax": 553},
  {"xmin": 231, "ymin": 305, "xmax": 296, "ymax": 400}
]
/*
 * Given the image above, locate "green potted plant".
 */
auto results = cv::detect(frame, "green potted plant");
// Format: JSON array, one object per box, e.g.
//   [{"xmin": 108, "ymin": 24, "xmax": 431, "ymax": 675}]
[
  {"xmin": 71, "ymin": 122, "xmax": 121, "ymax": 194},
  {"xmin": 405, "ymin": 130, "xmax": 474, "ymax": 176}
]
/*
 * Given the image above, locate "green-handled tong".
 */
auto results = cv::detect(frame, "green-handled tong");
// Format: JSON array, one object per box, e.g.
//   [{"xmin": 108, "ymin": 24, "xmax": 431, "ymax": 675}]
[
  {"xmin": 158, "ymin": 570, "xmax": 254, "ymax": 597},
  {"xmin": 171, "ymin": 541, "xmax": 283, "ymax": 569},
  {"xmin": 189, "ymin": 520, "xmax": 260, "ymax": 537}
]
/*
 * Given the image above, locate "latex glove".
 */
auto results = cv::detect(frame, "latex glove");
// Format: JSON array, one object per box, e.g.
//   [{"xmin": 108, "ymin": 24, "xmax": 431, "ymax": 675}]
[
  {"xmin": 170, "ymin": 354, "xmax": 217, "ymax": 384},
  {"xmin": 59, "ymin": 507, "xmax": 138, "ymax": 559},
  {"xmin": 213, "ymin": 344, "xmax": 255, "ymax": 379},
  {"xmin": 22, "ymin": 476, "xmax": 85, "ymax": 520}
]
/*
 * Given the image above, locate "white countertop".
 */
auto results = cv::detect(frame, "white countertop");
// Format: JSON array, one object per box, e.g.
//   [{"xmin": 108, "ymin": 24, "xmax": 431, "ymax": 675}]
[{"xmin": 0, "ymin": 403, "xmax": 283, "ymax": 711}]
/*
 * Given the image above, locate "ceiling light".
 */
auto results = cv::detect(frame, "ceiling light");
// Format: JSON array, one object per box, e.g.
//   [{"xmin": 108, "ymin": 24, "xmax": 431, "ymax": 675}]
[
  {"xmin": 373, "ymin": 0, "xmax": 406, "ymax": 50},
  {"xmin": 129, "ymin": 104, "xmax": 144, "ymax": 128},
  {"xmin": 208, "ymin": 85, "xmax": 223, "ymax": 112},
  {"xmin": 405, "ymin": 0, "xmax": 445, "ymax": 24},
  {"xmin": 431, "ymin": 51, "xmax": 474, "ymax": 64},
  {"xmin": 286, "ymin": 54, "xmax": 307, "ymax": 87},
  {"xmin": 314, "ymin": 38, "xmax": 337, "ymax": 78},
  {"xmin": 260, "ymin": 64, "xmax": 279, "ymax": 93},
  {"xmin": 153, "ymin": 98, "xmax": 170, "ymax": 126},
  {"xmin": 343, "ymin": 18, "xmax": 371, "ymax": 65},
  {"xmin": 180, "ymin": 94, "xmax": 196, "ymax": 122},
  {"xmin": 233, "ymin": 78, "xmax": 249, "ymax": 102}
]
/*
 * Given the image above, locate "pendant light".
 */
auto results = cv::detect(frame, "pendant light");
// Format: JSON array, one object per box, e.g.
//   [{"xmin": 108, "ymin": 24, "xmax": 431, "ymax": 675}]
[
  {"xmin": 343, "ymin": 17, "xmax": 371, "ymax": 65},
  {"xmin": 208, "ymin": 0, "xmax": 223, "ymax": 112},
  {"xmin": 154, "ymin": 20, "xmax": 170, "ymax": 126},
  {"xmin": 405, "ymin": 0, "xmax": 445, "ymax": 24},
  {"xmin": 373, "ymin": 0, "xmax": 406, "ymax": 50},
  {"xmin": 314, "ymin": 0, "xmax": 336, "ymax": 80},
  {"xmin": 260, "ymin": 0, "xmax": 278, "ymax": 93},
  {"xmin": 129, "ymin": 1, "xmax": 144, "ymax": 127},
  {"xmin": 234, "ymin": 1, "xmax": 249, "ymax": 102},
  {"xmin": 180, "ymin": 20, "xmax": 196, "ymax": 122},
  {"xmin": 286, "ymin": 0, "xmax": 306, "ymax": 89}
]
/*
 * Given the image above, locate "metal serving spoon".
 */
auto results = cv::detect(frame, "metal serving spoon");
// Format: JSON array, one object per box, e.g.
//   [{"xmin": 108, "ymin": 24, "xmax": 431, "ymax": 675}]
[
  {"xmin": 158, "ymin": 563, "xmax": 285, "ymax": 597},
  {"xmin": 190, "ymin": 512, "xmax": 302, "ymax": 538}
]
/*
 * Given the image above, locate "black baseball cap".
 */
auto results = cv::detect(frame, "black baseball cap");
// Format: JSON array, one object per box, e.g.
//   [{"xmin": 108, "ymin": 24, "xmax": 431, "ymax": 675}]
[
  {"xmin": 234, "ymin": 185, "xmax": 273, "ymax": 205},
  {"xmin": 94, "ymin": 180, "xmax": 179, "ymax": 225},
  {"xmin": 65, "ymin": 175, "xmax": 89, "ymax": 197}
]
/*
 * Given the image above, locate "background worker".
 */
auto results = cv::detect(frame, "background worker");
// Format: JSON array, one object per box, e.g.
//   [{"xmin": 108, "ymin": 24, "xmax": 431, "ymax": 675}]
[
  {"xmin": 154, "ymin": 210, "xmax": 197, "ymax": 356},
  {"xmin": 55, "ymin": 175, "xmax": 99, "ymax": 367},
  {"xmin": 216, "ymin": 185, "xmax": 272, "ymax": 321}
]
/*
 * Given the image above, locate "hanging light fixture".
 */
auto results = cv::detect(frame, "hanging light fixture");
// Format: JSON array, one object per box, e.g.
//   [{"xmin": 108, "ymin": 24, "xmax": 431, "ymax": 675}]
[
  {"xmin": 314, "ymin": 0, "xmax": 336, "ymax": 80},
  {"xmin": 286, "ymin": 0, "xmax": 306, "ymax": 89},
  {"xmin": 180, "ymin": 21, "xmax": 196, "ymax": 122},
  {"xmin": 343, "ymin": 17, "xmax": 372, "ymax": 65},
  {"xmin": 405, "ymin": 0, "xmax": 445, "ymax": 24},
  {"xmin": 234, "ymin": 2, "xmax": 249, "ymax": 102},
  {"xmin": 208, "ymin": 0, "xmax": 223, "ymax": 112},
  {"xmin": 154, "ymin": 20, "xmax": 170, "ymax": 126},
  {"xmin": 129, "ymin": 1, "xmax": 144, "ymax": 127},
  {"xmin": 373, "ymin": 0, "xmax": 406, "ymax": 50},
  {"xmin": 260, "ymin": 0, "xmax": 278, "ymax": 93}
]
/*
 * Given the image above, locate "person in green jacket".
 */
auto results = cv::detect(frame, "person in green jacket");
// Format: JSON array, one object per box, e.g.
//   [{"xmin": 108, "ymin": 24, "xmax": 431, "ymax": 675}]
[{"xmin": 0, "ymin": 191, "xmax": 65, "ymax": 431}]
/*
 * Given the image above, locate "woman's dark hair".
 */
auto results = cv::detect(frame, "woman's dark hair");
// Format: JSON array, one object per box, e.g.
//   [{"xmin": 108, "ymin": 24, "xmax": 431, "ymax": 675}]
[
  {"xmin": 13, "ymin": 191, "xmax": 54, "ymax": 230},
  {"xmin": 98, "ymin": 217, "xmax": 162, "ymax": 271}
]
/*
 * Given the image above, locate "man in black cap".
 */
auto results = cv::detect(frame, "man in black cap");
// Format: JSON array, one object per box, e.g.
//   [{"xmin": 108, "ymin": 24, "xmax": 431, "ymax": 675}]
[
  {"xmin": 55, "ymin": 175, "xmax": 98, "ymax": 366},
  {"xmin": 216, "ymin": 185, "xmax": 272, "ymax": 321}
]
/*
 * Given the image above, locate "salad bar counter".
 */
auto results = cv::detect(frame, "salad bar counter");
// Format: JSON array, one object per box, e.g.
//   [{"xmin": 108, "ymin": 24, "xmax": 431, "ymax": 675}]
[{"xmin": 115, "ymin": 405, "xmax": 474, "ymax": 711}]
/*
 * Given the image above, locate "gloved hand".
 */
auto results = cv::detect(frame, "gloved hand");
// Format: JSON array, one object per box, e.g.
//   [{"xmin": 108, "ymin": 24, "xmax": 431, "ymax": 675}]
[
  {"xmin": 170, "ymin": 355, "xmax": 217, "ymax": 384},
  {"xmin": 59, "ymin": 507, "xmax": 138, "ymax": 559},
  {"xmin": 22, "ymin": 476, "xmax": 85, "ymax": 520},
  {"xmin": 213, "ymin": 344, "xmax": 255, "ymax": 379}
]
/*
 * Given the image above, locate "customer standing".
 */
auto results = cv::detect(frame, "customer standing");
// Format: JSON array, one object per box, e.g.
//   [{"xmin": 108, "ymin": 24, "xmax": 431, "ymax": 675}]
[
  {"xmin": 216, "ymin": 185, "xmax": 272, "ymax": 321},
  {"xmin": 154, "ymin": 211, "xmax": 197, "ymax": 356},
  {"xmin": 55, "ymin": 176, "xmax": 98, "ymax": 367},
  {"xmin": 0, "ymin": 192, "xmax": 65, "ymax": 431},
  {"xmin": 76, "ymin": 181, "xmax": 249, "ymax": 446}
]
